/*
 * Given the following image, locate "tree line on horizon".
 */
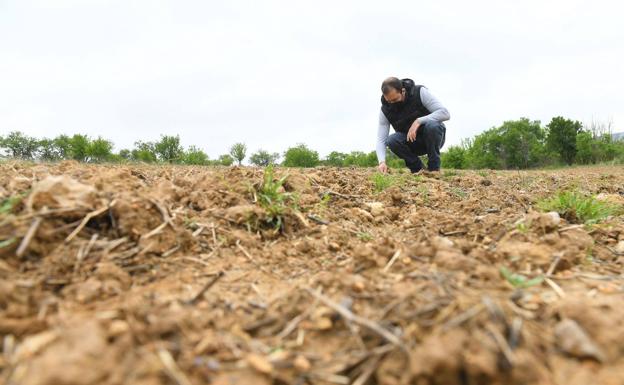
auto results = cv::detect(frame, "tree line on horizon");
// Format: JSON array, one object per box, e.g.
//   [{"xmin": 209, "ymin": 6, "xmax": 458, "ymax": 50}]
[{"xmin": 1, "ymin": 116, "xmax": 622, "ymax": 169}]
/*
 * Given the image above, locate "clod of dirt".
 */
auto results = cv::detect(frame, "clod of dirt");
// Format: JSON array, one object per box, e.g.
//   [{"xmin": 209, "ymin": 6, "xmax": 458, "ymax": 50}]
[
  {"xmin": 614, "ymin": 240, "xmax": 624, "ymax": 254},
  {"xmin": 529, "ymin": 211, "xmax": 561, "ymax": 232},
  {"xmin": 497, "ymin": 240, "xmax": 554, "ymax": 267},
  {"xmin": 293, "ymin": 355, "xmax": 311, "ymax": 372},
  {"xmin": 9, "ymin": 176, "xmax": 31, "ymax": 191},
  {"xmin": 431, "ymin": 236, "xmax": 454, "ymax": 251},
  {"xmin": 26, "ymin": 176, "xmax": 97, "ymax": 212},
  {"xmin": 560, "ymin": 228, "xmax": 594, "ymax": 252},
  {"xmin": 434, "ymin": 249, "xmax": 476, "ymax": 271},
  {"xmin": 11, "ymin": 319, "xmax": 117, "ymax": 385},
  {"xmin": 328, "ymin": 241, "xmax": 341, "ymax": 251},
  {"xmin": 281, "ymin": 173, "xmax": 311, "ymax": 193},
  {"xmin": 349, "ymin": 207, "xmax": 374, "ymax": 222},
  {"xmin": 246, "ymin": 353, "xmax": 273, "ymax": 374},
  {"xmin": 211, "ymin": 370, "xmax": 271, "ymax": 385},
  {"xmin": 554, "ymin": 318, "xmax": 605, "ymax": 362},
  {"xmin": 365, "ymin": 202, "xmax": 385, "ymax": 217},
  {"xmin": 221, "ymin": 204, "xmax": 266, "ymax": 225},
  {"xmin": 596, "ymin": 193, "xmax": 624, "ymax": 206}
]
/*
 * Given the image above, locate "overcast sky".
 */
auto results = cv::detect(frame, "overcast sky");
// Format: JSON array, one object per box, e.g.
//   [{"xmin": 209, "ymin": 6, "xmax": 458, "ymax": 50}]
[{"xmin": 1, "ymin": 0, "xmax": 622, "ymax": 160}]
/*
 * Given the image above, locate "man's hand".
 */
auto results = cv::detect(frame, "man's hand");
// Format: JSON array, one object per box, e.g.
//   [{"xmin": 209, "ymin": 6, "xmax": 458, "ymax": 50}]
[
  {"xmin": 378, "ymin": 162, "xmax": 388, "ymax": 173},
  {"xmin": 407, "ymin": 120, "xmax": 421, "ymax": 142}
]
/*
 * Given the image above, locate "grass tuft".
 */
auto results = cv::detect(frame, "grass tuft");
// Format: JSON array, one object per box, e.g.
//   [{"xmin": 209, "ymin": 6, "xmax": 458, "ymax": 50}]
[
  {"xmin": 0, "ymin": 193, "xmax": 26, "ymax": 217},
  {"xmin": 537, "ymin": 191, "xmax": 622, "ymax": 224},
  {"xmin": 356, "ymin": 231, "xmax": 373, "ymax": 241},
  {"xmin": 256, "ymin": 165, "xmax": 298, "ymax": 229},
  {"xmin": 370, "ymin": 173, "xmax": 410, "ymax": 193},
  {"xmin": 370, "ymin": 173, "xmax": 395, "ymax": 192}
]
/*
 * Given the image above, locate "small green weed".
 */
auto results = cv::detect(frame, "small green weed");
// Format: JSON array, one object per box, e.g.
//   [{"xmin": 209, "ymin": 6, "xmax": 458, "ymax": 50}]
[
  {"xmin": 183, "ymin": 216, "xmax": 197, "ymax": 229},
  {"xmin": 417, "ymin": 185, "xmax": 430, "ymax": 204},
  {"xmin": 371, "ymin": 173, "xmax": 395, "ymax": 192},
  {"xmin": 500, "ymin": 267, "xmax": 544, "ymax": 288},
  {"xmin": 515, "ymin": 222, "xmax": 528, "ymax": 234},
  {"xmin": 0, "ymin": 237, "xmax": 17, "ymax": 249},
  {"xmin": 0, "ymin": 193, "xmax": 26, "ymax": 216},
  {"xmin": 537, "ymin": 191, "xmax": 622, "ymax": 224},
  {"xmin": 442, "ymin": 170, "xmax": 461, "ymax": 180},
  {"xmin": 256, "ymin": 165, "xmax": 298, "ymax": 229},
  {"xmin": 477, "ymin": 170, "xmax": 488, "ymax": 177},
  {"xmin": 450, "ymin": 187, "xmax": 468, "ymax": 199},
  {"xmin": 356, "ymin": 231, "xmax": 373, "ymax": 241}
]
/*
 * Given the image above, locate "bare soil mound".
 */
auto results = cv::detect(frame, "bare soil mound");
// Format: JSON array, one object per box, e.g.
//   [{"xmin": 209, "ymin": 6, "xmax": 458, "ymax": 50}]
[{"xmin": 1, "ymin": 162, "xmax": 624, "ymax": 385}]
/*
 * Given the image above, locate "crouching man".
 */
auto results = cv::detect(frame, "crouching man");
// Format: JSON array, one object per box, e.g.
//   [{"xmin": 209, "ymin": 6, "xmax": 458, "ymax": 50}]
[{"xmin": 376, "ymin": 77, "xmax": 450, "ymax": 174}]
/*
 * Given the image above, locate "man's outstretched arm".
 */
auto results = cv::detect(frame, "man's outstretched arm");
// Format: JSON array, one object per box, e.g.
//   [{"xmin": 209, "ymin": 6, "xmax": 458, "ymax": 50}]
[
  {"xmin": 376, "ymin": 110, "xmax": 390, "ymax": 164},
  {"xmin": 416, "ymin": 87, "xmax": 450, "ymax": 125}
]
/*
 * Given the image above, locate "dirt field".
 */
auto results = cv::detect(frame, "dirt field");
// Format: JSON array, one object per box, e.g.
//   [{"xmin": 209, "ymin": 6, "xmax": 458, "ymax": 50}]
[{"xmin": 1, "ymin": 161, "xmax": 624, "ymax": 385}]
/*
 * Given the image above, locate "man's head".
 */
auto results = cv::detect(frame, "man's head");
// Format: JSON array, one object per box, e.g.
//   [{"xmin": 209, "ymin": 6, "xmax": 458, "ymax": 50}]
[{"xmin": 381, "ymin": 77, "xmax": 406, "ymax": 103}]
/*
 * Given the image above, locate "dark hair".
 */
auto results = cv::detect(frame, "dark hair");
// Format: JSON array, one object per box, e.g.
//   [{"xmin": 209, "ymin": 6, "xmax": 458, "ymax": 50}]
[{"xmin": 381, "ymin": 77, "xmax": 402, "ymax": 94}]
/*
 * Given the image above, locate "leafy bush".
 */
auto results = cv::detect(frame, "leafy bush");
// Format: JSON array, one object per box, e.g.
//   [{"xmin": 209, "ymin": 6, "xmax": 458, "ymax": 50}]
[
  {"xmin": 0, "ymin": 131, "xmax": 39, "ymax": 159},
  {"xmin": 68, "ymin": 134, "xmax": 90, "ymax": 162},
  {"xmin": 344, "ymin": 151, "xmax": 378, "ymax": 167},
  {"xmin": 323, "ymin": 151, "xmax": 347, "ymax": 167},
  {"xmin": 87, "ymin": 137, "xmax": 114, "ymax": 162},
  {"xmin": 441, "ymin": 145, "xmax": 466, "ymax": 169},
  {"xmin": 282, "ymin": 144, "xmax": 319, "ymax": 167},
  {"xmin": 230, "ymin": 143, "xmax": 247, "ymax": 165},
  {"xmin": 217, "ymin": 154, "xmax": 234, "ymax": 166},
  {"xmin": 38, "ymin": 138, "xmax": 63, "ymax": 161},
  {"xmin": 181, "ymin": 146, "xmax": 209, "ymax": 165},
  {"xmin": 546, "ymin": 116, "xmax": 582, "ymax": 165},
  {"xmin": 465, "ymin": 118, "xmax": 546, "ymax": 169},
  {"xmin": 131, "ymin": 141, "xmax": 158, "ymax": 163},
  {"xmin": 249, "ymin": 149, "xmax": 279, "ymax": 166},
  {"xmin": 155, "ymin": 135, "xmax": 183, "ymax": 163}
]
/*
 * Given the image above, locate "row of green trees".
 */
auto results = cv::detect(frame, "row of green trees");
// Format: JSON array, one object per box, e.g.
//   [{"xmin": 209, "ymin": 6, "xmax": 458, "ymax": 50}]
[
  {"xmin": 0, "ymin": 131, "xmax": 407, "ymax": 168},
  {"xmin": 441, "ymin": 117, "xmax": 624, "ymax": 169},
  {"xmin": 2, "ymin": 116, "xmax": 621, "ymax": 169}
]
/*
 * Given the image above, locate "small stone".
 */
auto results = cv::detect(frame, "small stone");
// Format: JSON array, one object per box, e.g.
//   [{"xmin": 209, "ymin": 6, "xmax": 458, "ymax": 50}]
[
  {"xmin": 615, "ymin": 241, "xmax": 624, "ymax": 254},
  {"xmin": 352, "ymin": 281, "xmax": 365, "ymax": 292},
  {"xmin": 541, "ymin": 212, "xmax": 561, "ymax": 230},
  {"xmin": 431, "ymin": 236, "xmax": 454, "ymax": 251},
  {"xmin": 294, "ymin": 355, "xmax": 311, "ymax": 372},
  {"xmin": 108, "ymin": 320, "xmax": 129, "ymax": 336},
  {"xmin": 554, "ymin": 318, "xmax": 605, "ymax": 362},
  {"xmin": 328, "ymin": 242, "xmax": 340, "ymax": 252},
  {"xmin": 246, "ymin": 354, "xmax": 273, "ymax": 374},
  {"xmin": 366, "ymin": 202, "xmax": 384, "ymax": 217},
  {"xmin": 314, "ymin": 317, "xmax": 333, "ymax": 330}
]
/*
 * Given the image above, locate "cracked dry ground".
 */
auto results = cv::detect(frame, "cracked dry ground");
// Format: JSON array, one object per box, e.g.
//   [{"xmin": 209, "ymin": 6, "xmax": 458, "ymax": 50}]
[{"xmin": 1, "ymin": 161, "xmax": 624, "ymax": 385}]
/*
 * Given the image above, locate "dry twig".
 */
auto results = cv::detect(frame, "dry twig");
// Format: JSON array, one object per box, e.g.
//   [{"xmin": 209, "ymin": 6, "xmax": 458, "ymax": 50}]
[
  {"xmin": 305, "ymin": 287, "xmax": 407, "ymax": 351},
  {"xmin": 16, "ymin": 217, "xmax": 42, "ymax": 257},
  {"xmin": 65, "ymin": 200, "xmax": 117, "ymax": 243},
  {"xmin": 187, "ymin": 271, "xmax": 224, "ymax": 305}
]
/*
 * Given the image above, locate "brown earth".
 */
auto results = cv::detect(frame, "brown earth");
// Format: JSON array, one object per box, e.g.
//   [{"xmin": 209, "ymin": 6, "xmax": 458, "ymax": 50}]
[{"xmin": 1, "ymin": 161, "xmax": 624, "ymax": 385}]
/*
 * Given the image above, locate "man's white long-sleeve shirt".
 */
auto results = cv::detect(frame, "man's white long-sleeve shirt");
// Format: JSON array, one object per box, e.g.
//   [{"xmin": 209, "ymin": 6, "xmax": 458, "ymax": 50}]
[{"xmin": 376, "ymin": 87, "xmax": 450, "ymax": 163}]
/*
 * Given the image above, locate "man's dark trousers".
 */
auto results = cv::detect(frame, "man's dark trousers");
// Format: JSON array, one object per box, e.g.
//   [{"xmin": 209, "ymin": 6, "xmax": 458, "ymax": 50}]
[{"xmin": 387, "ymin": 120, "xmax": 446, "ymax": 172}]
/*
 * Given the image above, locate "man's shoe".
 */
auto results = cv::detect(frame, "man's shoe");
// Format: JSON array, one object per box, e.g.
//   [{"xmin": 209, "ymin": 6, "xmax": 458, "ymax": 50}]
[{"xmin": 422, "ymin": 170, "xmax": 441, "ymax": 177}]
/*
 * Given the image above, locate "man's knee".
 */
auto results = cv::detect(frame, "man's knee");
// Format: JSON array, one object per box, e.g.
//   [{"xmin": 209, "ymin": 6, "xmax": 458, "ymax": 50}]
[
  {"xmin": 386, "ymin": 132, "xmax": 405, "ymax": 149},
  {"xmin": 422, "ymin": 121, "xmax": 444, "ymax": 143}
]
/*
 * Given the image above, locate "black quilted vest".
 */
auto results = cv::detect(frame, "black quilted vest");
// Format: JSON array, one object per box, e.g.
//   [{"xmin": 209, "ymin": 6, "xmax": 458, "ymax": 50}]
[{"xmin": 380, "ymin": 79, "xmax": 430, "ymax": 133}]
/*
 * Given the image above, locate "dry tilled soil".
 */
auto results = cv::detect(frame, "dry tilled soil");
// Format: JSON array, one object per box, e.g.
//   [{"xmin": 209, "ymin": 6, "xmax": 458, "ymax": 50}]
[{"xmin": 1, "ymin": 161, "xmax": 624, "ymax": 385}]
